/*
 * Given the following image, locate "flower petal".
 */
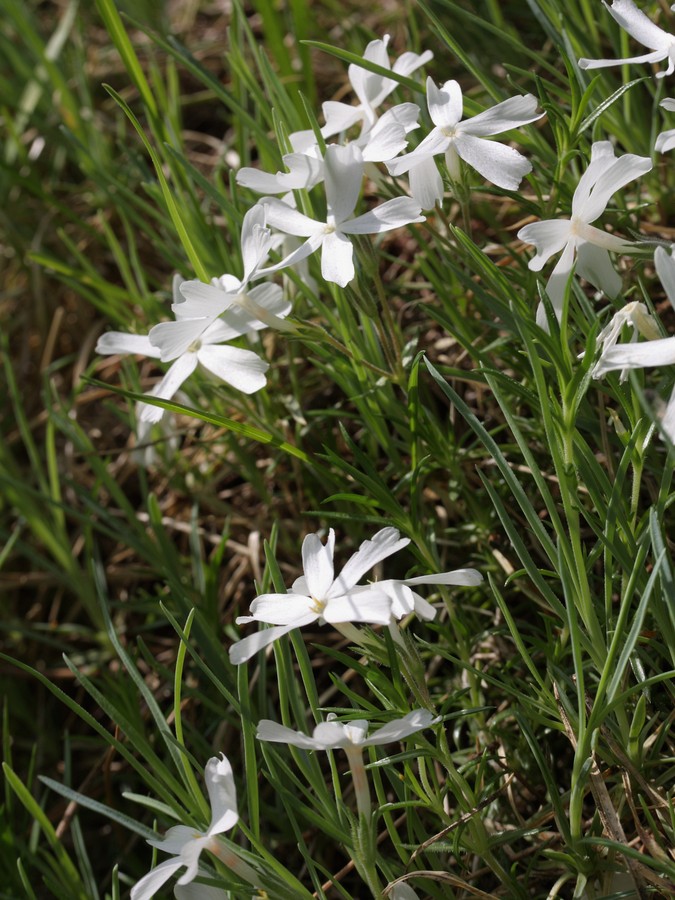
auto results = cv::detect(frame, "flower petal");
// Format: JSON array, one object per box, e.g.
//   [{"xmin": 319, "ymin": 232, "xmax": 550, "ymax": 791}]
[
  {"xmin": 362, "ymin": 709, "xmax": 438, "ymax": 746},
  {"xmin": 130, "ymin": 858, "xmax": 184, "ymax": 900},
  {"xmin": 578, "ymin": 48, "xmax": 666, "ymax": 70},
  {"xmin": 240, "ymin": 206, "xmax": 271, "ymax": 280},
  {"xmin": 604, "ymin": 0, "xmax": 670, "ymax": 51},
  {"xmin": 535, "ymin": 239, "xmax": 577, "ymax": 330},
  {"xmin": 139, "ymin": 354, "xmax": 199, "ymax": 423},
  {"xmin": 386, "ymin": 128, "xmax": 450, "ymax": 176},
  {"xmin": 403, "ymin": 569, "xmax": 484, "ymax": 586},
  {"xmin": 247, "ymin": 592, "xmax": 315, "ymax": 625},
  {"xmin": 311, "ymin": 720, "xmax": 362, "ymax": 749},
  {"xmin": 302, "ymin": 529, "xmax": 336, "ymax": 599},
  {"xmin": 575, "ymin": 152, "xmax": 652, "ymax": 223},
  {"xmin": 656, "ymin": 246, "xmax": 675, "ymax": 310},
  {"xmin": 460, "ymin": 93, "xmax": 542, "ymax": 137},
  {"xmin": 330, "ymin": 527, "xmax": 410, "ymax": 595},
  {"xmin": 427, "ymin": 77, "xmax": 463, "ymax": 129},
  {"xmin": 197, "ymin": 345, "xmax": 268, "ymax": 394},
  {"xmin": 204, "ymin": 754, "xmax": 239, "ymax": 836},
  {"xmin": 96, "ymin": 331, "xmax": 161, "ymax": 358},
  {"xmin": 228, "ymin": 620, "xmax": 314, "ymax": 664},
  {"xmin": 320, "ymin": 230, "xmax": 355, "ymax": 287},
  {"xmin": 392, "ymin": 48, "xmax": 434, "ymax": 78},
  {"xmin": 174, "ymin": 883, "xmax": 230, "ymax": 900},
  {"xmin": 341, "ymin": 197, "xmax": 424, "ymax": 234},
  {"xmin": 173, "ymin": 281, "xmax": 235, "ymax": 321},
  {"xmin": 592, "ymin": 336, "xmax": 675, "ymax": 376},
  {"xmin": 149, "ymin": 319, "xmax": 216, "ymax": 362},
  {"xmin": 656, "ymin": 128, "xmax": 675, "ymax": 153},
  {"xmin": 361, "ymin": 121, "xmax": 408, "ymax": 162},
  {"xmin": 517, "ymin": 220, "xmax": 572, "ymax": 272},
  {"xmin": 453, "ymin": 133, "xmax": 532, "ymax": 189},
  {"xmin": 323, "ymin": 587, "xmax": 393, "ymax": 624},
  {"xmin": 324, "ymin": 144, "xmax": 363, "ymax": 226},
  {"xmin": 321, "ymin": 101, "xmax": 365, "ymax": 138},
  {"xmin": 256, "ymin": 720, "xmax": 324, "ymax": 750},
  {"xmin": 575, "ymin": 242, "xmax": 622, "ymax": 298},
  {"xmin": 408, "ymin": 156, "xmax": 444, "ymax": 209},
  {"xmin": 260, "ymin": 198, "xmax": 321, "ymax": 237}
]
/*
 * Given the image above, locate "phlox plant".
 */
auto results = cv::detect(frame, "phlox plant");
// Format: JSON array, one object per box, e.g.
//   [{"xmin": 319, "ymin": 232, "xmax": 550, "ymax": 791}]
[{"xmin": 2, "ymin": 1, "xmax": 675, "ymax": 900}]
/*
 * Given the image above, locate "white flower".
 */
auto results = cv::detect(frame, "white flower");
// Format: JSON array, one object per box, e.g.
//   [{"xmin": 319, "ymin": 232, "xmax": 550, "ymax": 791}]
[
  {"xmin": 236, "ymin": 131, "xmax": 325, "ymax": 195},
  {"xmin": 96, "ymin": 318, "xmax": 269, "ymax": 424},
  {"xmin": 256, "ymin": 709, "xmax": 439, "ymax": 751},
  {"xmin": 517, "ymin": 141, "xmax": 652, "ymax": 329},
  {"xmin": 386, "ymin": 76, "xmax": 543, "ymax": 208},
  {"xmin": 258, "ymin": 144, "xmax": 424, "ymax": 287},
  {"xmin": 590, "ymin": 246, "xmax": 675, "ymax": 441},
  {"xmin": 656, "ymin": 98, "xmax": 675, "ymax": 153},
  {"xmin": 578, "ymin": 0, "xmax": 675, "ymax": 78},
  {"xmin": 150, "ymin": 207, "xmax": 290, "ymax": 357},
  {"xmin": 229, "ymin": 527, "xmax": 410, "ymax": 664},
  {"xmin": 131, "ymin": 755, "xmax": 238, "ymax": 900},
  {"xmin": 321, "ymin": 35, "xmax": 432, "ymax": 139}
]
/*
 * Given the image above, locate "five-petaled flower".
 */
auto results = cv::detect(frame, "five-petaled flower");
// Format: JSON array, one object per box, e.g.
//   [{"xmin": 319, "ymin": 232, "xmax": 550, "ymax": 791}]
[
  {"xmin": 386, "ymin": 76, "xmax": 543, "ymax": 208},
  {"xmin": 517, "ymin": 141, "xmax": 652, "ymax": 329},
  {"xmin": 131, "ymin": 755, "xmax": 238, "ymax": 900}
]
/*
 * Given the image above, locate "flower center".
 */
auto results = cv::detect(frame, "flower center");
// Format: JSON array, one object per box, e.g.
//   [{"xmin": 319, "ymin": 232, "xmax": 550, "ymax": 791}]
[
  {"xmin": 441, "ymin": 126, "xmax": 457, "ymax": 139},
  {"xmin": 309, "ymin": 596, "xmax": 326, "ymax": 615},
  {"xmin": 188, "ymin": 339, "xmax": 202, "ymax": 353}
]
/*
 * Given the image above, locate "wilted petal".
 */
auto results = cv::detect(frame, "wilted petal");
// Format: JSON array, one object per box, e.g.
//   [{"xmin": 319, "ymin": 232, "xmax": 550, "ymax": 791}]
[
  {"xmin": 575, "ymin": 242, "xmax": 622, "ymax": 298},
  {"xmin": 577, "ymin": 222, "xmax": 633, "ymax": 253},
  {"xmin": 197, "ymin": 345, "xmax": 268, "ymax": 394},
  {"xmin": 302, "ymin": 530, "xmax": 336, "ymax": 599},
  {"xmin": 362, "ymin": 709, "xmax": 438, "ymax": 746},
  {"xmin": 453, "ymin": 133, "xmax": 532, "ymax": 190},
  {"xmin": 131, "ymin": 858, "xmax": 184, "ymax": 900},
  {"xmin": 256, "ymin": 719, "xmax": 323, "ymax": 750},
  {"xmin": 460, "ymin": 93, "xmax": 542, "ymax": 137},
  {"xmin": 321, "ymin": 230, "xmax": 355, "ymax": 287},
  {"xmin": 409, "ymin": 156, "xmax": 444, "ymax": 209},
  {"xmin": 96, "ymin": 331, "xmax": 161, "ymax": 358},
  {"xmin": 517, "ymin": 220, "xmax": 572, "ymax": 271},
  {"xmin": 341, "ymin": 197, "xmax": 424, "ymax": 234},
  {"xmin": 204, "ymin": 755, "xmax": 238, "ymax": 835},
  {"xmin": 330, "ymin": 527, "xmax": 410, "ymax": 595},
  {"xmin": 427, "ymin": 77, "xmax": 463, "ymax": 129}
]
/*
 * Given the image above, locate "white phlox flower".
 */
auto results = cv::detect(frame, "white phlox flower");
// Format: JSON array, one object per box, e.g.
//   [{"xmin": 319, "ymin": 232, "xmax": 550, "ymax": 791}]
[
  {"xmin": 578, "ymin": 0, "xmax": 675, "ymax": 78},
  {"xmin": 131, "ymin": 755, "xmax": 238, "ymax": 900},
  {"xmin": 386, "ymin": 76, "xmax": 543, "ymax": 208},
  {"xmin": 150, "ymin": 206, "xmax": 291, "ymax": 357},
  {"xmin": 584, "ymin": 300, "xmax": 660, "ymax": 381},
  {"xmin": 517, "ymin": 141, "xmax": 652, "ymax": 329},
  {"xmin": 229, "ymin": 526, "xmax": 411, "ymax": 664},
  {"xmin": 656, "ymin": 98, "xmax": 675, "ymax": 153},
  {"xmin": 257, "ymin": 144, "xmax": 424, "ymax": 287},
  {"xmin": 590, "ymin": 246, "xmax": 675, "ymax": 441},
  {"xmin": 255, "ymin": 709, "xmax": 439, "ymax": 751},
  {"xmin": 321, "ymin": 35, "xmax": 432, "ymax": 139},
  {"xmin": 96, "ymin": 317, "xmax": 270, "ymax": 424}
]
